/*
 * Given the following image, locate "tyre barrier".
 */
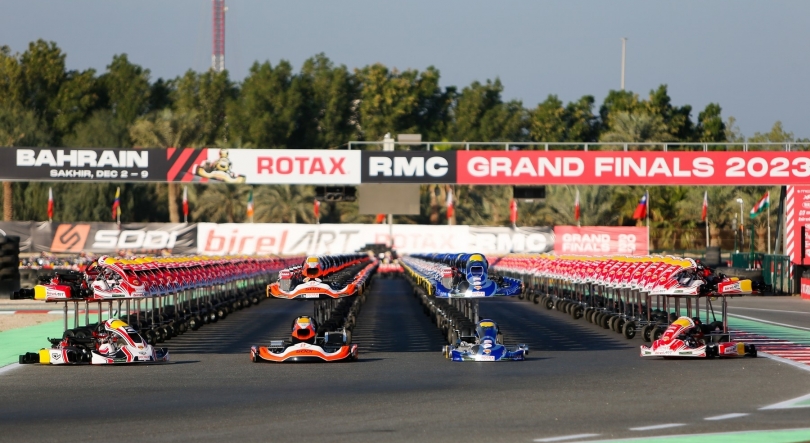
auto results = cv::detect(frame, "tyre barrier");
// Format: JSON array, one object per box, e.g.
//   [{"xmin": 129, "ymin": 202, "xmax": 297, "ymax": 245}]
[
  {"xmin": 0, "ymin": 235, "xmax": 20, "ymax": 296},
  {"xmin": 490, "ymin": 254, "xmax": 753, "ymax": 343}
]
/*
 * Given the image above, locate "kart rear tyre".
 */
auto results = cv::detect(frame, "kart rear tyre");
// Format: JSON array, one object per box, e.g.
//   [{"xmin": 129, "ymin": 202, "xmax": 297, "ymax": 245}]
[
  {"xmin": 745, "ymin": 344, "xmax": 757, "ymax": 358},
  {"xmin": 571, "ymin": 305, "xmax": 584, "ymax": 320},
  {"xmin": 532, "ymin": 294, "xmax": 540, "ymax": 304},
  {"xmin": 543, "ymin": 297, "xmax": 554, "ymax": 310},
  {"xmin": 622, "ymin": 321, "xmax": 637, "ymax": 339},
  {"xmin": 601, "ymin": 314, "xmax": 612, "ymax": 329}
]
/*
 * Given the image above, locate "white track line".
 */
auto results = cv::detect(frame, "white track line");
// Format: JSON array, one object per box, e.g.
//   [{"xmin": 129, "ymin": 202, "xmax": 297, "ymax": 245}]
[
  {"xmin": 533, "ymin": 434, "xmax": 600, "ymax": 442},
  {"xmin": 629, "ymin": 423, "xmax": 685, "ymax": 431},
  {"xmin": 760, "ymin": 391, "xmax": 810, "ymax": 410},
  {"xmin": 728, "ymin": 313, "xmax": 810, "ymax": 332},
  {"xmin": 730, "ymin": 307, "xmax": 810, "ymax": 315},
  {"xmin": 0, "ymin": 363, "xmax": 22, "ymax": 375},
  {"xmin": 704, "ymin": 412, "xmax": 749, "ymax": 420},
  {"xmin": 759, "ymin": 351, "xmax": 810, "ymax": 373}
]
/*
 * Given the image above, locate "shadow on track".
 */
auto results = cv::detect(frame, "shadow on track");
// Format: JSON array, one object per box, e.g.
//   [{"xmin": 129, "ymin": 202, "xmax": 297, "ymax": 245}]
[
  {"xmin": 479, "ymin": 298, "xmax": 633, "ymax": 352},
  {"xmin": 353, "ymin": 277, "xmax": 447, "ymax": 353},
  {"xmin": 168, "ymin": 298, "xmax": 311, "ymax": 355}
]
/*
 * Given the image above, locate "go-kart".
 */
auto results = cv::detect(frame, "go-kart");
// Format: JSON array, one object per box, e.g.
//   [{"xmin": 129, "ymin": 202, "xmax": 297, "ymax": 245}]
[
  {"xmin": 442, "ymin": 319, "xmax": 528, "ymax": 362},
  {"xmin": 402, "ymin": 253, "xmax": 522, "ymax": 298},
  {"xmin": 268, "ymin": 254, "xmax": 377, "ymax": 300},
  {"xmin": 19, "ymin": 319, "xmax": 169, "ymax": 365},
  {"xmin": 251, "ymin": 316, "xmax": 357, "ymax": 363},
  {"xmin": 640, "ymin": 316, "xmax": 756, "ymax": 358}
]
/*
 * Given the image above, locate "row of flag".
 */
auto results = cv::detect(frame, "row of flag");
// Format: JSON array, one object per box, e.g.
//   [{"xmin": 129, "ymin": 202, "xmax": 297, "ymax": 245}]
[{"xmin": 40, "ymin": 187, "xmax": 772, "ymax": 225}]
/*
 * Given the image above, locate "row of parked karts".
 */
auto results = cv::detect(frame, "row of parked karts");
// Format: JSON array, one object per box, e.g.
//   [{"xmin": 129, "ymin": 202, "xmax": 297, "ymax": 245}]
[
  {"xmin": 252, "ymin": 253, "xmax": 379, "ymax": 362},
  {"xmin": 14, "ymin": 255, "xmax": 302, "ymax": 365},
  {"xmin": 401, "ymin": 253, "xmax": 529, "ymax": 362},
  {"xmin": 489, "ymin": 254, "xmax": 758, "ymax": 358}
]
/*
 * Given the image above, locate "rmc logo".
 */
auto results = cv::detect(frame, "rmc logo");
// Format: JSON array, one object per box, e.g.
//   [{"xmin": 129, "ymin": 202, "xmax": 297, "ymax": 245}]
[{"xmin": 361, "ymin": 152, "xmax": 456, "ymax": 183}]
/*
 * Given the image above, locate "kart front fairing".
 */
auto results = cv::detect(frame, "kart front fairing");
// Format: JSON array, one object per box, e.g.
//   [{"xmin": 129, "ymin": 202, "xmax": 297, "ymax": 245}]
[
  {"xmin": 641, "ymin": 317, "xmax": 706, "ymax": 357},
  {"xmin": 449, "ymin": 341, "xmax": 527, "ymax": 362},
  {"xmin": 251, "ymin": 342, "xmax": 358, "ymax": 363}
]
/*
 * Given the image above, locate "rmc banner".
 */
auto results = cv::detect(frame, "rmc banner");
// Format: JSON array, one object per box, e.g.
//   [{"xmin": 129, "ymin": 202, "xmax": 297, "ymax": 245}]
[{"xmin": 0, "ymin": 222, "xmax": 197, "ymax": 254}]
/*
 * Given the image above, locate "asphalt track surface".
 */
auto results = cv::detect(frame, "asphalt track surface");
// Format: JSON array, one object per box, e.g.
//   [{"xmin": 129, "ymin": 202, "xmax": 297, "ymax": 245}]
[{"xmin": 1, "ymin": 278, "xmax": 810, "ymax": 443}]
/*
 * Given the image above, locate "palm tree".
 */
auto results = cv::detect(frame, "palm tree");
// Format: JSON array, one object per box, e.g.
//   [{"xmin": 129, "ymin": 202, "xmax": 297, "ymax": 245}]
[
  {"xmin": 129, "ymin": 109, "xmax": 202, "ymax": 223},
  {"xmin": 536, "ymin": 186, "xmax": 623, "ymax": 227},
  {"xmin": 193, "ymin": 184, "xmax": 249, "ymax": 222},
  {"xmin": 254, "ymin": 185, "xmax": 316, "ymax": 223},
  {"xmin": 600, "ymin": 111, "xmax": 669, "ymax": 145}
]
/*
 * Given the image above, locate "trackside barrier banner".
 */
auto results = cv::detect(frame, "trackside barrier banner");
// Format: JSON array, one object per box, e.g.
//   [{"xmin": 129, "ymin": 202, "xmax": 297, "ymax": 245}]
[
  {"xmin": 197, "ymin": 224, "xmax": 555, "ymax": 255},
  {"xmin": 0, "ymin": 222, "xmax": 197, "ymax": 254},
  {"xmin": 802, "ymin": 278, "xmax": 810, "ymax": 300},
  {"xmin": 553, "ymin": 226, "xmax": 648, "ymax": 256},
  {"xmin": 457, "ymin": 151, "xmax": 810, "ymax": 186}
]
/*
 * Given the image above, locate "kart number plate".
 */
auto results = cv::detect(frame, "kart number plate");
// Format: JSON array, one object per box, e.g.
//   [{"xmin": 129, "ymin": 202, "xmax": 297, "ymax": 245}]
[
  {"xmin": 471, "ymin": 291, "xmax": 485, "ymax": 296},
  {"xmin": 479, "ymin": 355, "xmax": 495, "ymax": 361},
  {"xmin": 302, "ymin": 294, "xmax": 320, "ymax": 298}
]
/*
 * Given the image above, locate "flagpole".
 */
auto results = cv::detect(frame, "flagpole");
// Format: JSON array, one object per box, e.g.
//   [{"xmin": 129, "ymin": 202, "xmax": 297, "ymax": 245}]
[
  {"xmin": 705, "ymin": 191, "xmax": 709, "ymax": 249},
  {"xmin": 767, "ymin": 192, "xmax": 771, "ymax": 254},
  {"xmin": 646, "ymin": 189, "xmax": 650, "ymax": 253}
]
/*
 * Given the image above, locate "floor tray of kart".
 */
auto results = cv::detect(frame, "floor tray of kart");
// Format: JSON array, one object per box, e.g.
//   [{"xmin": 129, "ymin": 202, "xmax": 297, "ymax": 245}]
[
  {"xmin": 251, "ymin": 316, "xmax": 357, "ymax": 363},
  {"xmin": 442, "ymin": 320, "xmax": 528, "ymax": 362}
]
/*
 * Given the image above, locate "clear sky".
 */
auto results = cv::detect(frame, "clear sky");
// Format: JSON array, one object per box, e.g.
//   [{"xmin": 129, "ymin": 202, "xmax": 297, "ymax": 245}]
[{"xmin": 2, "ymin": 1, "xmax": 808, "ymax": 139}]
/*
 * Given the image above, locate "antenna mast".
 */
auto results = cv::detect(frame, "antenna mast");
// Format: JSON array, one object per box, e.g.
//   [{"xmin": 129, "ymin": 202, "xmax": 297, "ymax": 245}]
[{"xmin": 212, "ymin": 0, "xmax": 226, "ymax": 72}]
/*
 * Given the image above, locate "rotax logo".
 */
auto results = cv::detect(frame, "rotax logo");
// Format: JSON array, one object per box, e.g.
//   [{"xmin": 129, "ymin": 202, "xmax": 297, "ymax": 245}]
[{"xmin": 360, "ymin": 152, "xmax": 456, "ymax": 183}]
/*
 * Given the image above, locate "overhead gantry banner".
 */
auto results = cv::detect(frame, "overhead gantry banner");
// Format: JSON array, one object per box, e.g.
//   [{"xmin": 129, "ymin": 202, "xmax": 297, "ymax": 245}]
[{"xmin": 4, "ymin": 147, "xmax": 810, "ymax": 185}]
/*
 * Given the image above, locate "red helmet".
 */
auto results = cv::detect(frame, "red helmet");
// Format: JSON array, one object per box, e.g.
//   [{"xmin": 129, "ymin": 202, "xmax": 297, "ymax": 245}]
[{"xmin": 291, "ymin": 316, "xmax": 317, "ymax": 343}]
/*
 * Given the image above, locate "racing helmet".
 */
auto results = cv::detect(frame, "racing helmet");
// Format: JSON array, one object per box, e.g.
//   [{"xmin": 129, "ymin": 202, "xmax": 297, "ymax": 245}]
[
  {"xmin": 475, "ymin": 320, "xmax": 499, "ymax": 341},
  {"xmin": 303, "ymin": 256, "xmax": 323, "ymax": 278},
  {"xmin": 291, "ymin": 316, "xmax": 318, "ymax": 344}
]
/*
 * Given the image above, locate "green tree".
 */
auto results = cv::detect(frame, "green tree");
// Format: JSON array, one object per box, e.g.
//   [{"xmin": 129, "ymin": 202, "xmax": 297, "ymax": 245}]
[
  {"xmin": 99, "ymin": 54, "xmax": 152, "ymax": 129},
  {"xmin": 529, "ymin": 94, "xmax": 599, "ymax": 143},
  {"xmin": 297, "ymin": 54, "xmax": 358, "ymax": 148},
  {"xmin": 173, "ymin": 69, "xmax": 235, "ymax": 146},
  {"xmin": 451, "ymin": 79, "xmax": 526, "ymax": 142},
  {"xmin": 0, "ymin": 105, "xmax": 50, "ymax": 220},
  {"xmin": 228, "ymin": 60, "xmax": 306, "ymax": 148},
  {"xmin": 354, "ymin": 64, "xmax": 452, "ymax": 142},
  {"xmin": 696, "ymin": 103, "xmax": 726, "ymax": 143}
]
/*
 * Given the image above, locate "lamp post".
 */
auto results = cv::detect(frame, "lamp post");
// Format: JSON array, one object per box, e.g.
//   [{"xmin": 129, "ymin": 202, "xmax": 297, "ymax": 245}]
[
  {"xmin": 736, "ymin": 198, "xmax": 744, "ymax": 253},
  {"xmin": 733, "ymin": 214, "xmax": 739, "ymax": 253}
]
